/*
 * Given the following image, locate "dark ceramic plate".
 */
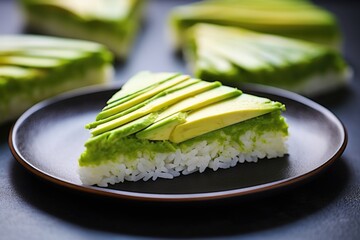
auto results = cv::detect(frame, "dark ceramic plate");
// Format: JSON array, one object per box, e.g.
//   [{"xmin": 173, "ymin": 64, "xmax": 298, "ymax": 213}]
[{"xmin": 9, "ymin": 84, "xmax": 347, "ymax": 202}]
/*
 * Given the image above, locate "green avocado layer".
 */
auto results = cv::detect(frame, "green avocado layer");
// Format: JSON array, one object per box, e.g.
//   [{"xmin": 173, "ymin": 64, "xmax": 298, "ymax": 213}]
[
  {"xmin": 79, "ymin": 111, "xmax": 288, "ymax": 167},
  {"xmin": 20, "ymin": 0, "xmax": 146, "ymax": 58},
  {"xmin": 184, "ymin": 24, "xmax": 349, "ymax": 95},
  {"xmin": 0, "ymin": 35, "xmax": 113, "ymax": 123},
  {"xmin": 169, "ymin": 0, "xmax": 341, "ymax": 49}
]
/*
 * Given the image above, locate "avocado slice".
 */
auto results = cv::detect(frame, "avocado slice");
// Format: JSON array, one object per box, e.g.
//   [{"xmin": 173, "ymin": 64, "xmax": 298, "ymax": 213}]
[
  {"xmin": 87, "ymin": 78, "xmax": 201, "ymax": 129},
  {"xmin": 87, "ymin": 112, "xmax": 159, "ymax": 144},
  {"xmin": 90, "ymin": 80, "xmax": 222, "ymax": 136},
  {"xmin": 0, "ymin": 56, "xmax": 65, "ymax": 68},
  {"xmin": 198, "ymin": 36, "xmax": 273, "ymax": 71},
  {"xmin": 1, "ymin": 48, "xmax": 88, "ymax": 60},
  {"xmin": 157, "ymin": 85, "xmax": 241, "ymax": 121},
  {"xmin": 108, "ymin": 113, "xmax": 158, "ymax": 140},
  {"xmin": 0, "ymin": 34, "xmax": 105, "ymax": 52},
  {"xmin": 0, "ymin": 66, "xmax": 40, "ymax": 78},
  {"xmin": 169, "ymin": 94, "xmax": 285, "ymax": 143},
  {"xmin": 97, "ymin": 74, "xmax": 190, "ymax": 120},
  {"xmin": 106, "ymin": 71, "xmax": 180, "ymax": 104},
  {"xmin": 136, "ymin": 112, "xmax": 187, "ymax": 140}
]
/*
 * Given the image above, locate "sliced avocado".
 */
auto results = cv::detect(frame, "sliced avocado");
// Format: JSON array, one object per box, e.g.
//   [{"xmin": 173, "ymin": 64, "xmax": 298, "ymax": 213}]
[
  {"xmin": 198, "ymin": 36, "xmax": 273, "ymax": 71},
  {"xmin": 85, "ymin": 113, "xmax": 158, "ymax": 146},
  {"xmin": 0, "ymin": 66, "xmax": 40, "ymax": 78},
  {"xmin": 136, "ymin": 112, "xmax": 187, "ymax": 140},
  {"xmin": 107, "ymin": 112, "xmax": 158, "ymax": 140},
  {"xmin": 97, "ymin": 74, "xmax": 190, "ymax": 120},
  {"xmin": 87, "ymin": 78, "xmax": 200, "ymax": 129},
  {"xmin": 106, "ymin": 71, "xmax": 180, "ymax": 104},
  {"xmin": 0, "ymin": 35, "xmax": 104, "ymax": 52},
  {"xmin": 0, "ymin": 48, "xmax": 86, "ymax": 60},
  {"xmin": 21, "ymin": 49, "xmax": 87, "ymax": 60},
  {"xmin": 169, "ymin": 94, "xmax": 285, "ymax": 143},
  {"xmin": 0, "ymin": 56, "xmax": 65, "ymax": 68},
  {"xmin": 195, "ymin": 46, "xmax": 238, "ymax": 76},
  {"xmin": 90, "ymin": 80, "xmax": 221, "ymax": 136},
  {"xmin": 157, "ymin": 85, "xmax": 241, "ymax": 121}
]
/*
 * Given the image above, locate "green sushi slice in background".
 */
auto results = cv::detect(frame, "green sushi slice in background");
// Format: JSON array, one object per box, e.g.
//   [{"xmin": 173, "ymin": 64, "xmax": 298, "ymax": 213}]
[
  {"xmin": 169, "ymin": 0, "xmax": 342, "ymax": 50},
  {"xmin": 19, "ymin": 0, "xmax": 146, "ymax": 59},
  {"xmin": 79, "ymin": 71, "xmax": 288, "ymax": 186},
  {"xmin": 183, "ymin": 23, "xmax": 351, "ymax": 96},
  {"xmin": 0, "ymin": 35, "xmax": 113, "ymax": 124}
]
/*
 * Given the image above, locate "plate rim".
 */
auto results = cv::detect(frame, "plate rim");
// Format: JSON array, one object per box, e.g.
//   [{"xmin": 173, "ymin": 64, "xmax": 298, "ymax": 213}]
[{"xmin": 8, "ymin": 84, "xmax": 348, "ymax": 202}]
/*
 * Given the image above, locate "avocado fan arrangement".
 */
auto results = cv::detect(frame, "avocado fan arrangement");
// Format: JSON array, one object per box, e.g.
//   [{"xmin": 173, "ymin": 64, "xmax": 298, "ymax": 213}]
[{"xmin": 182, "ymin": 23, "xmax": 350, "ymax": 96}]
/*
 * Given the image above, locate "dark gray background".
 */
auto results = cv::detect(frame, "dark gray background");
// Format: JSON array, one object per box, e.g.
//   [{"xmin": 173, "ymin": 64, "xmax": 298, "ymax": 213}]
[{"xmin": 1, "ymin": 0, "xmax": 359, "ymax": 239}]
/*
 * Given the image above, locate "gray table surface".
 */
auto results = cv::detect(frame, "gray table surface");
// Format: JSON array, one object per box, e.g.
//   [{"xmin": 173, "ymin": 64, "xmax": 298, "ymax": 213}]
[{"xmin": 1, "ymin": 0, "xmax": 360, "ymax": 239}]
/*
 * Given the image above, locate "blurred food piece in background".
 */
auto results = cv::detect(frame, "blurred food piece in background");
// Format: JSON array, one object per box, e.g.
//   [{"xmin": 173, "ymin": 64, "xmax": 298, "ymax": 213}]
[
  {"xmin": 183, "ymin": 23, "xmax": 351, "ymax": 96},
  {"xmin": 19, "ymin": 0, "xmax": 146, "ymax": 59},
  {"xmin": 0, "ymin": 35, "xmax": 113, "ymax": 124},
  {"xmin": 169, "ymin": 0, "xmax": 342, "ymax": 51}
]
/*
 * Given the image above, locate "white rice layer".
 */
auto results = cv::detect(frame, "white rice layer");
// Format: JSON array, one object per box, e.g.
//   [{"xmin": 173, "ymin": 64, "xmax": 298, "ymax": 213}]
[{"xmin": 79, "ymin": 130, "xmax": 288, "ymax": 187}]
